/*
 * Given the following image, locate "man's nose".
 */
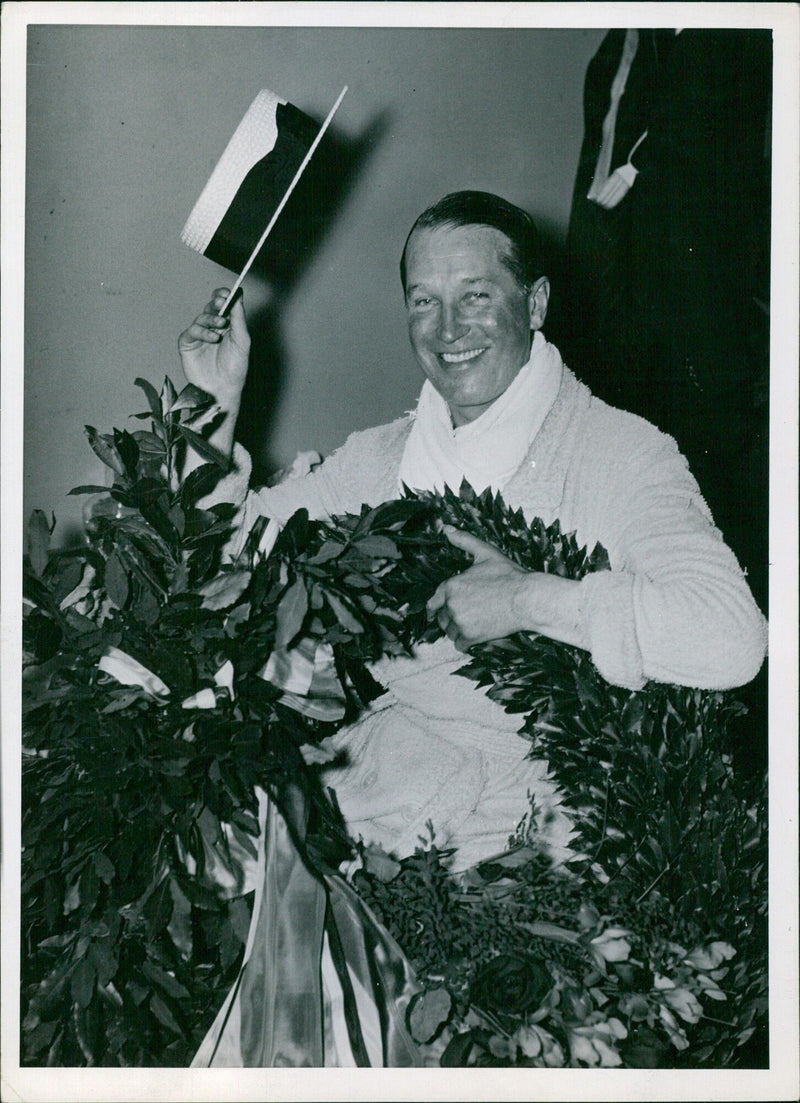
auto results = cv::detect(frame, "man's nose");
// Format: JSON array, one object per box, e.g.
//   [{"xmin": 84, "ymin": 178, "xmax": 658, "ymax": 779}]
[{"xmin": 437, "ymin": 302, "xmax": 468, "ymax": 343}]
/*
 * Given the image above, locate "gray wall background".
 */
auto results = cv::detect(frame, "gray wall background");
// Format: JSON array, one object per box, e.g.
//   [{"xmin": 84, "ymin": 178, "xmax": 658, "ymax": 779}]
[{"xmin": 24, "ymin": 24, "xmax": 605, "ymax": 542}]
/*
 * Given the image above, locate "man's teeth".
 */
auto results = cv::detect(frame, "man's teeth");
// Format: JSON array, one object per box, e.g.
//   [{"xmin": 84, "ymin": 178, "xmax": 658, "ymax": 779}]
[{"xmin": 441, "ymin": 348, "xmax": 485, "ymax": 363}]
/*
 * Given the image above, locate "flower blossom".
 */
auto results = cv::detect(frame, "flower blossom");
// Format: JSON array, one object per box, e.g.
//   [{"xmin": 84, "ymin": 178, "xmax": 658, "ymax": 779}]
[
  {"xmin": 569, "ymin": 1017, "xmax": 627, "ymax": 1067},
  {"xmin": 590, "ymin": 926, "xmax": 633, "ymax": 964},
  {"xmin": 695, "ymin": 973, "xmax": 727, "ymax": 1001},
  {"xmin": 653, "ymin": 973, "xmax": 702, "ymax": 1028},
  {"xmin": 576, "ymin": 903, "xmax": 601, "ymax": 931},
  {"xmin": 684, "ymin": 941, "xmax": 736, "ymax": 972},
  {"xmin": 470, "ymin": 954, "xmax": 552, "ymax": 1015},
  {"xmin": 618, "ymin": 992, "xmax": 650, "ymax": 1021},
  {"xmin": 658, "ymin": 1004, "xmax": 690, "ymax": 1050},
  {"xmin": 513, "ymin": 1024, "xmax": 565, "ymax": 1066},
  {"xmin": 663, "ymin": 987, "xmax": 702, "ymax": 1025}
]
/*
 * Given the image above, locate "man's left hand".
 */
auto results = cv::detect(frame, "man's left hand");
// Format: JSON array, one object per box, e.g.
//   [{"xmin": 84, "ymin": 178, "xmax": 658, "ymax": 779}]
[
  {"xmin": 426, "ymin": 525, "xmax": 586, "ymax": 652},
  {"xmin": 427, "ymin": 527, "xmax": 533, "ymax": 649}
]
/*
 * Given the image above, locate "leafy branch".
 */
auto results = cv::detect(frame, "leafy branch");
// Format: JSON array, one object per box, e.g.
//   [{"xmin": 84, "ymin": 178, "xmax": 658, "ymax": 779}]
[{"xmin": 21, "ymin": 377, "xmax": 767, "ymax": 1068}]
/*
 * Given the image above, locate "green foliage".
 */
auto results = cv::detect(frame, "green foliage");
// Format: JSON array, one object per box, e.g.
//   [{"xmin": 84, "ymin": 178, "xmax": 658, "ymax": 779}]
[{"xmin": 21, "ymin": 378, "xmax": 767, "ymax": 1068}]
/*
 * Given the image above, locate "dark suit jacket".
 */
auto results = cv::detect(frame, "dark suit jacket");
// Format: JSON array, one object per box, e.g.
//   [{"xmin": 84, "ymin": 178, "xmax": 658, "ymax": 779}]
[{"xmin": 564, "ymin": 29, "xmax": 772, "ymax": 604}]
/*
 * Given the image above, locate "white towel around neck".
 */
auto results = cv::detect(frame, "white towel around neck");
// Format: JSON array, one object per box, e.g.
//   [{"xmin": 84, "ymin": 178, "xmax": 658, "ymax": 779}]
[{"xmin": 398, "ymin": 331, "xmax": 563, "ymax": 496}]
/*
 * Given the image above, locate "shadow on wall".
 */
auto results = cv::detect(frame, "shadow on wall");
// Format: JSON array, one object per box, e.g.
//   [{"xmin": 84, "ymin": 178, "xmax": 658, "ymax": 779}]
[{"xmin": 235, "ymin": 110, "xmax": 390, "ymax": 483}]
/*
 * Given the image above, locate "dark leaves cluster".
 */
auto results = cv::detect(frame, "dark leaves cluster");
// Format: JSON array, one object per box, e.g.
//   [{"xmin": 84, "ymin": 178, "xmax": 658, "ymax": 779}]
[
  {"xmin": 21, "ymin": 378, "xmax": 766, "ymax": 1068},
  {"xmin": 456, "ymin": 639, "xmax": 767, "ymax": 1065}
]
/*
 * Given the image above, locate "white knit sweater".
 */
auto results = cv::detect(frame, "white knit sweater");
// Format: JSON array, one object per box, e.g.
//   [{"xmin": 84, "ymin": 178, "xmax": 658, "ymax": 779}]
[
  {"xmin": 205, "ymin": 365, "xmax": 766, "ymax": 866},
  {"xmin": 215, "ymin": 364, "xmax": 766, "ymax": 692}
]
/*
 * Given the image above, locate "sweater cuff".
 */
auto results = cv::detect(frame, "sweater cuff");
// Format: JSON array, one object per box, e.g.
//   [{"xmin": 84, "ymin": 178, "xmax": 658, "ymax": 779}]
[
  {"xmin": 579, "ymin": 572, "xmax": 646, "ymax": 691},
  {"xmin": 197, "ymin": 442, "xmax": 252, "ymax": 510}
]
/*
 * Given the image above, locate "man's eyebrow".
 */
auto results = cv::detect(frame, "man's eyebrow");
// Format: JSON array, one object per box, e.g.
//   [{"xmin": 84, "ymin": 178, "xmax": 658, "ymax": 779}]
[{"xmin": 406, "ymin": 276, "xmax": 495, "ymax": 295}]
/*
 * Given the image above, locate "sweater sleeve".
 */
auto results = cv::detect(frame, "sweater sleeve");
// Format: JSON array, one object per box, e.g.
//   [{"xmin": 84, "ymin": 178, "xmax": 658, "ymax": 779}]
[
  {"xmin": 197, "ymin": 418, "xmax": 412, "ymax": 560},
  {"xmin": 196, "ymin": 441, "xmax": 359, "ymax": 563},
  {"xmin": 577, "ymin": 430, "xmax": 767, "ymax": 691}
]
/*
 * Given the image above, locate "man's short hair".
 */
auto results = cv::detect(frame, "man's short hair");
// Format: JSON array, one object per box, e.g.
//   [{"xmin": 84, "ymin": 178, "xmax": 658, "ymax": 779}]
[{"xmin": 400, "ymin": 190, "xmax": 543, "ymax": 293}]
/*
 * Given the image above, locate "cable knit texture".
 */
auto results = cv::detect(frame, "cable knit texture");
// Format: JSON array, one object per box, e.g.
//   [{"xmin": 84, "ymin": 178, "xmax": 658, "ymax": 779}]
[
  {"xmin": 201, "ymin": 365, "xmax": 766, "ymax": 865},
  {"xmin": 207, "ymin": 365, "xmax": 765, "ymax": 690}
]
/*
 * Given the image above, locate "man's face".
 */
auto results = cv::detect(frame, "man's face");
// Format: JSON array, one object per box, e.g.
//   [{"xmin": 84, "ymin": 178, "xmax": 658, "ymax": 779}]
[{"xmin": 403, "ymin": 224, "xmax": 548, "ymax": 426}]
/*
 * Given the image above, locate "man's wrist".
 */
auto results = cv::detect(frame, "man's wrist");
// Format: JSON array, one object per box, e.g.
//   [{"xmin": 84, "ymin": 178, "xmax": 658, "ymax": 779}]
[
  {"xmin": 194, "ymin": 395, "xmax": 240, "ymax": 437},
  {"xmin": 516, "ymin": 572, "xmax": 586, "ymax": 649},
  {"xmin": 209, "ymin": 391, "xmax": 242, "ymax": 421}
]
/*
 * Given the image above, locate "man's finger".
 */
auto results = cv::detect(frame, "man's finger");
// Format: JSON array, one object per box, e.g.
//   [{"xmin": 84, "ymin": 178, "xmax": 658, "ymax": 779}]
[
  {"xmin": 436, "ymin": 608, "xmax": 469, "ymax": 649},
  {"xmin": 426, "ymin": 583, "xmax": 447, "ymax": 616},
  {"xmin": 227, "ymin": 294, "xmax": 250, "ymax": 346},
  {"xmin": 179, "ymin": 321, "xmax": 224, "ymax": 349},
  {"xmin": 442, "ymin": 525, "xmax": 503, "ymax": 560},
  {"xmin": 198, "ymin": 310, "xmax": 230, "ymax": 332}
]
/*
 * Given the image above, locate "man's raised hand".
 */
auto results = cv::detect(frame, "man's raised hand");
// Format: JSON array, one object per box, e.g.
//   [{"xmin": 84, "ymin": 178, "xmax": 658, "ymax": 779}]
[
  {"xmin": 177, "ymin": 288, "xmax": 251, "ymax": 471},
  {"xmin": 178, "ymin": 288, "xmax": 251, "ymax": 411}
]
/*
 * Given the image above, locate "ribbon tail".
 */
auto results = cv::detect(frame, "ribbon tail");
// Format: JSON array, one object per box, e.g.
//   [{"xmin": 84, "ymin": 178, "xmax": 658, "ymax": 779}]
[
  {"xmin": 192, "ymin": 788, "xmax": 326, "ymax": 1067},
  {"xmin": 192, "ymin": 787, "xmax": 425, "ymax": 1067},
  {"xmin": 324, "ymin": 873, "xmax": 425, "ymax": 1067}
]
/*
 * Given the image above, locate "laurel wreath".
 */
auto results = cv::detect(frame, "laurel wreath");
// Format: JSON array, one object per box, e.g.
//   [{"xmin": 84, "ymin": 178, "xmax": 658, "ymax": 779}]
[{"xmin": 20, "ymin": 378, "xmax": 766, "ymax": 1067}]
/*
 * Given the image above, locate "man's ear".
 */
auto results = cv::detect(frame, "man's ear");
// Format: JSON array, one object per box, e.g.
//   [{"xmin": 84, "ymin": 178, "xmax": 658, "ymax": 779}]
[{"xmin": 527, "ymin": 276, "xmax": 550, "ymax": 331}]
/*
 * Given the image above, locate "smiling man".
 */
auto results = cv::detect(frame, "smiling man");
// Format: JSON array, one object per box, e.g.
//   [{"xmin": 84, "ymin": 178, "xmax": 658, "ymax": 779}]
[
  {"xmin": 179, "ymin": 188, "xmax": 766, "ymax": 865},
  {"xmin": 180, "ymin": 189, "xmax": 767, "ymax": 1067},
  {"xmin": 402, "ymin": 220, "xmax": 548, "ymax": 424}
]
